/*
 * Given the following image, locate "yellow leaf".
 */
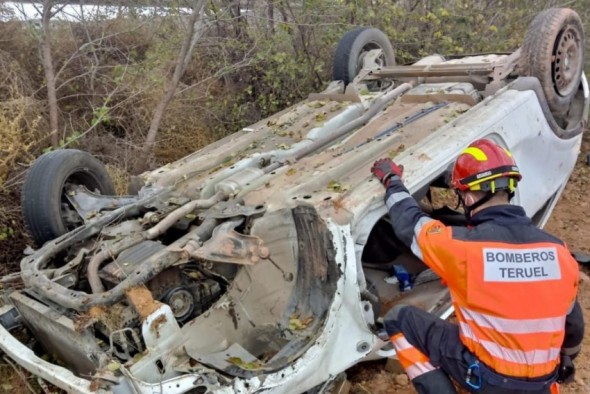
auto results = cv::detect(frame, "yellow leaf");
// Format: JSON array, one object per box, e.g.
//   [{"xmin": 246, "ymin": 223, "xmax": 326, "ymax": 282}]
[
  {"xmin": 310, "ymin": 101, "xmax": 326, "ymax": 109},
  {"xmin": 327, "ymin": 180, "xmax": 349, "ymax": 193},
  {"xmin": 227, "ymin": 357, "xmax": 262, "ymax": 370},
  {"xmin": 289, "ymin": 317, "xmax": 305, "ymax": 330},
  {"xmin": 315, "ymin": 113, "xmax": 326, "ymax": 122},
  {"xmin": 388, "ymin": 144, "xmax": 406, "ymax": 158}
]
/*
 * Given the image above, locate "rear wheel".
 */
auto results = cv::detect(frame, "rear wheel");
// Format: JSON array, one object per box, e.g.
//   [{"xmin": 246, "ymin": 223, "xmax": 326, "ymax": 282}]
[
  {"xmin": 22, "ymin": 149, "xmax": 115, "ymax": 246},
  {"xmin": 332, "ymin": 27, "xmax": 395, "ymax": 85},
  {"xmin": 521, "ymin": 8, "xmax": 584, "ymax": 114}
]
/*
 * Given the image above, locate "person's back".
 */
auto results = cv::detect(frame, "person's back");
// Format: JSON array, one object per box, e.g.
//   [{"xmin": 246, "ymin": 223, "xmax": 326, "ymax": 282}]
[
  {"xmin": 428, "ymin": 204, "xmax": 579, "ymax": 379},
  {"xmin": 370, "ymin": 138, "xmax": 584, "ymax": 393}
]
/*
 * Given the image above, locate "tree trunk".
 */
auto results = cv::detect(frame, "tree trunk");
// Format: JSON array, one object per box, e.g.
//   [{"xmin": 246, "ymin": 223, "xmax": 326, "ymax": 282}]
[
  {"xmin": 140, "ymin": 0, "xmax": 206, "ymax": 169},
  {"xmin": 40, "ymin": 2, "xmax": 59, "ymax": 147}
]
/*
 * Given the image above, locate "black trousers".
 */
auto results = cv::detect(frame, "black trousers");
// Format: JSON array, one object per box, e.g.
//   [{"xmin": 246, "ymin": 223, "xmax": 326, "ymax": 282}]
[{"xmin": 385, "ymin": 305, "xmax": 554, "ymax": 394}]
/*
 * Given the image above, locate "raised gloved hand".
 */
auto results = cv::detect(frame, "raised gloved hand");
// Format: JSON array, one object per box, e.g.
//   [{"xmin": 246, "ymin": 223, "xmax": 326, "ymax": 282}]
[
  {"xmin": 371, "ymin": 158, "xmax": 404, "ymax": 188},
  {"xmin": 557, "ymin": 355, "xmax": 575, "ymax": 384}
]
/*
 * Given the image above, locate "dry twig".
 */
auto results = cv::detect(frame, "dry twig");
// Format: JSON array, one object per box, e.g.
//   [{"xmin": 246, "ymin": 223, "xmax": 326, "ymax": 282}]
[{"xmin": 3, "ymin": 355, "xmax": 36, "ymax": 394}]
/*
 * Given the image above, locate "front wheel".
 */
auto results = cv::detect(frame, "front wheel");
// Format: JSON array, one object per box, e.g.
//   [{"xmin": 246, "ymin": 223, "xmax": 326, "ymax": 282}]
[{"xmin": 21, "ymin": 149, "xmax": 115, "ymax": 246}]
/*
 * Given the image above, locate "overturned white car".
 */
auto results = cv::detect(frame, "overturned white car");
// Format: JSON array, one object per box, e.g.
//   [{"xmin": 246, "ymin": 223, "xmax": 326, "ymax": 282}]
[{"xmin": 0, "ymin": 7, "xmax": 587, "ymax": 394}]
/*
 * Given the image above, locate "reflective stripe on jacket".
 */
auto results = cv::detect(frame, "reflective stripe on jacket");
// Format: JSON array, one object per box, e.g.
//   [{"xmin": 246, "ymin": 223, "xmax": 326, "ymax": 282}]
[{"xmin": 384, "ymin": 177, "xmax": 580, "ymax": 378}]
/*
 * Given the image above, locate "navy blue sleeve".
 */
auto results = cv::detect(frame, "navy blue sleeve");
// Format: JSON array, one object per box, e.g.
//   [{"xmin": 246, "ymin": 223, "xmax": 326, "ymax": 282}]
[
  {"xmin": 562, "ymin": 300, "xmax": 585, "ymax": 360},
  {"xmin": 384, "ymin": 176, "xmax": 433, "ymax": 252}
]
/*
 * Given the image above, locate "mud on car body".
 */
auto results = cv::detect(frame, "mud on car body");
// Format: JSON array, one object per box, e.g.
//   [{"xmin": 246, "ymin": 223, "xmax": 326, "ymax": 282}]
[{"xmin": 0, "ymin": 8, "xmax": 587, "ymax": 394}]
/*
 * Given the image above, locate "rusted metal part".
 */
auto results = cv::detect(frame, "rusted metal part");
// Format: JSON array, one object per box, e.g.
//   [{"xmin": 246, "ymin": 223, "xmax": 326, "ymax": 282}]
[
  {"xmin": 21, "ymin": 218, "xmax": 218, "ymax": 311},
  {"xmin": 46, "ymin": 200, "xmax": 211, "ymax": 300},
  {"xmin": 146, "ymin": 268, "xmax": 185, "ymax": 298},
  {"xmin": 88, "ymin": 249, "xmax": 111, "ymax": 294},
  {"xmin": 65, "ymin": 185, "xmax": 140, "ymax": 222},
  {"xmin": 21, "ymin": 189, "xmax": 166, "ymax": 294},
  {"xmin": 180, "ymin": 237, "xmax": 201, "ymax": 257},
  {"xmin": 125, "ymin": 286, "xmax": 162, "ymax": 321},
  {"xmin": 145, "ymin": 192, "xmax": 225, "ymax": 239},
  {"xmin": 73, "ymin": 310, "xmax": 97, "ymax": 332},
  {"xmin": 52, "ymin": 248, "xmax": 89, "ymax": 280},
  {"xmin": 99, "ymin": 241, "xmax": 166, "ymax": 286},
  {"xmin": 149, "ymin": 314, "xmax": 167, "ymax": 338},
  {"xmin": 199, "ymin": 200, "xmax": 266, "ymax": 220},
  {"xmin": 190, "ymin": 220, "xmax": 270, "ymax": 265},
  {"xmin": 87, "ymin": 233, "xmax": 146, "ymax": 294},
  {"xmin": 140, "ymin": 304, "xmax": 182, "ymax": 353}
]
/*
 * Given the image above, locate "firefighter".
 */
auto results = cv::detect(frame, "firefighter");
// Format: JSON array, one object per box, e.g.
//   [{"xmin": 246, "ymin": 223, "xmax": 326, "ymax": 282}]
[{"xmin": 370, "ymin": 138, "xmax": 584, "ymax": 393}]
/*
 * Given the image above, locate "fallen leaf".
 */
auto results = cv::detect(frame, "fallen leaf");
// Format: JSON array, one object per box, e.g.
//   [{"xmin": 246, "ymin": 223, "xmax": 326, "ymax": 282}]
[
  {"xmin": 289, "ymin": 317, "xmax": 305, "ymax": 330},
  {"xmin": 327, "ymin": 180, "xmax": 349, "ymax": 193},
  {"xmin": 388, "ymin": 144, "xmax": 406, "ymax": 158},
  {"xmin": 289, "ymin": 314, "xmax": 313, "ymax": 330},
  {"xmin": 315, "ymin": 112, "xmax": 326, "ymax": 122},
  {"xmin": 227, "ymin": 357, "xmax": 262, "ymax": 370},
  {"xmin": 310, "ymin": 100, "xmax": 326, "ymax": 108}
]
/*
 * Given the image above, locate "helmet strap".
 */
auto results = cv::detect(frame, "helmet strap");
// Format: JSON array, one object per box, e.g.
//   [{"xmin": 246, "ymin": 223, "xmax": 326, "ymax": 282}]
[{"xmin": 457, "ymin": 191, "xmax": 494, "ymax": 222}]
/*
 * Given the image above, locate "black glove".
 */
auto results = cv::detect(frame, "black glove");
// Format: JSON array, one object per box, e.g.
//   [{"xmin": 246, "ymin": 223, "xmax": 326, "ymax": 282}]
[
  {"xmin": 557, "ymin": 354, "xmax": 575, "ymax": 384},
  {"xmin": 371, "ymin": 158, "xmax": 404, "ymax": 188}
]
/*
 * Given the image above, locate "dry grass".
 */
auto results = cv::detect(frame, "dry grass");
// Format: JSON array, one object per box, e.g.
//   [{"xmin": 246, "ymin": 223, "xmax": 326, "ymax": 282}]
[
  {"xmin": 105, "ymin": 164, "xmax": 130, "ymax": 196},
  {"xmin": 0, "ymin": 62, "xmax": 42, "ymax": 270},
  {"xmin": 154, "ymin": 104, "xmax": 220, "ymax": 164},
  {"xmin": 0, "ymin": 99, "xmax": 43, "ymax": 184}
]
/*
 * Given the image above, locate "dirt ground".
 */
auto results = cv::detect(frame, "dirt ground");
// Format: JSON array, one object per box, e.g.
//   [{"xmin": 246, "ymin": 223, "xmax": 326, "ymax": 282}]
[{"xmin": 347, "ymin": 131, "xmax": 590, "ymax": 393}]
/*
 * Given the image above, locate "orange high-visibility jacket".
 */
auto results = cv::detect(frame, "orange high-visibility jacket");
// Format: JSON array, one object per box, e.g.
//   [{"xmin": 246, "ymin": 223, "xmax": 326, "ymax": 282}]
[{"xmin": 385, "ymin": 182, "xmax": 580, "ymax": 378}]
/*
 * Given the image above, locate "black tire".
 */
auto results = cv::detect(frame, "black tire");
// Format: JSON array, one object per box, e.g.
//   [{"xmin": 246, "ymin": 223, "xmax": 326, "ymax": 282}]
[
  {"xmin": 332, "ymin": 27, "xmax": 395, "ymax": 85},
  {"xmin": 22, "ymin": 149, "xmax": 115, "ymax": 246},
  {"xmin": 521, "ymin": 8, "xmax": 584, "ymax": 114}
]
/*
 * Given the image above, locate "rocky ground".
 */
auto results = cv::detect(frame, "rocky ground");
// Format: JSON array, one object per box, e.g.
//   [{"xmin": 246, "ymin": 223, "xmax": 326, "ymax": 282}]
[{"xmin": 347, "ymin": 131, "xmax": 590, "ymax": 393}]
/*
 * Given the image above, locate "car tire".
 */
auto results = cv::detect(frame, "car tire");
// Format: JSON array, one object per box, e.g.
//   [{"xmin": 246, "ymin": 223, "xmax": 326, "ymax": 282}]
[
  {"xmin": 332, "ymin": 27, "xmax": 395, "ymax": 85},
  {"xmin": 521, "ymin": 8, "xmax": 584, "ymax": 114},
  {"xmin": 22, "ymin": 149, "xmax": 115, "ymax": 246}
]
